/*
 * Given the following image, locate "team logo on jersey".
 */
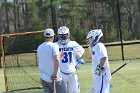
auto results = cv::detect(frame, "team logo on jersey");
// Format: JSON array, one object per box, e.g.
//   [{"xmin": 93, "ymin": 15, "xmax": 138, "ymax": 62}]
[
  {"xmin": 59, "ymin": 47, "xmax": 73, "ymax": 51},
  {"xmin": 92, "ymin": 51, "xmax": 95, "ymax": 55}
]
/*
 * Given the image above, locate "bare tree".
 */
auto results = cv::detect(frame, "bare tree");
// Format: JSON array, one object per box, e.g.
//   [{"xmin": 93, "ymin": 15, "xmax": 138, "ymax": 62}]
[
  {"xmin": 0, "ymin": 0, "xmax": 4, "ymax": 67},
  {"xmin": 137, "ymin": 0, "xmax": 140, "ymax": 39},
  {"xmin": 5, "ymin": 0, "xmax": 10, "ymax": 33}
]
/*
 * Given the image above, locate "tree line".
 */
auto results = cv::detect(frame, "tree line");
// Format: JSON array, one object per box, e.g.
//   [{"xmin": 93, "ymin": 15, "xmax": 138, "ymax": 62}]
[{"xmin": 0, "ymin": 0, "xmax": 140, "ymax": 44}]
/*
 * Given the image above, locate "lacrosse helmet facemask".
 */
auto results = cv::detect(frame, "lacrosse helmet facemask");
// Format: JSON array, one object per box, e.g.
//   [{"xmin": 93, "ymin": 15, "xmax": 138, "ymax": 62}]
[
  {"xmin": 86, "ymin": 29, "xmax": 103, "ymax": 47},
  {"xmin": 58, "ymin": 26, "xmax": 70, "ymax": 45}
]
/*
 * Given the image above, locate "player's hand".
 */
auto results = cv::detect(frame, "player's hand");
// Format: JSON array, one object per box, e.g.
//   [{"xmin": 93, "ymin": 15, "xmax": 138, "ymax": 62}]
[
  {"xmin": 59, "ymin": 51, "xmax": 64, "ymax": 58},
  {"xmin": 95, "ymin": 64, "xmax": 105, "ymax": 75},
  {"xmin": 51, "ymin": 74, "xmax": 57, "ymax": 81},
  {"xmin": 75, "ymin": 59, "xmax": 85, "ymax": 69}
]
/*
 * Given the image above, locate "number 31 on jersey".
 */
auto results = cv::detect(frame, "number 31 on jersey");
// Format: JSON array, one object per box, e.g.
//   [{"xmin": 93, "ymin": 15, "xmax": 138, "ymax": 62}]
[{"xmin": 62, "ymin": 52, "xmax": 72, "ymax": 63}]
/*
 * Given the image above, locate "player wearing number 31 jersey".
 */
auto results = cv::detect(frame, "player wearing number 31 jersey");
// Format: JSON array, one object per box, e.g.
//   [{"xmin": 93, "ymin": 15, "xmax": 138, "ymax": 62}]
[{"xmin": 55, "ymin": 26, "xmax": 85, "ymax": 93}]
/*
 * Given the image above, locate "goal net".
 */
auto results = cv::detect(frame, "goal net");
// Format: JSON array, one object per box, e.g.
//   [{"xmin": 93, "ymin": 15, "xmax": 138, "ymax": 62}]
[{"xmin": 0, "ymin": 31, "xmax": 44, "ymax": 92}]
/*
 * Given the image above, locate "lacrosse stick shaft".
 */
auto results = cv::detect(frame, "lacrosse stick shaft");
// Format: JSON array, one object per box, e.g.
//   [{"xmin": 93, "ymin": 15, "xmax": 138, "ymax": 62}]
[
  {"xmin": 111, "ymin": 61, "xmax": 129, "ymax": 75},
  {"xmin": 53, "ymin": 80, "xmax": 56, "ymax": 93}
]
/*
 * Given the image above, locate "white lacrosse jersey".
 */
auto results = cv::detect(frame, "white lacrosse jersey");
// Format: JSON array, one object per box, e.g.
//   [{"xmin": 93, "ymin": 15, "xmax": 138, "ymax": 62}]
[
  {"xmin": 55, "ymin": 41, "xmax": 85, "ymax": 73},
  {"xmin": 91, "ymin": 42, "xmax": 111, "ymax": 81},
  {"xmin": 37, "ymin": 42, "xmax": 62, "ymax": 82}
]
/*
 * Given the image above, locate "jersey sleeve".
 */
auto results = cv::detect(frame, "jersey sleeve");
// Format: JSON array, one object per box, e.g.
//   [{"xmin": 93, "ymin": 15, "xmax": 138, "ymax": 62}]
[
  {"xmin": 97, "ymin": 43, "xmax": 108, "ymax": 59},
  {"xmin": 72, "ymin": 41, "xmax": 85, "ymax": 58}
]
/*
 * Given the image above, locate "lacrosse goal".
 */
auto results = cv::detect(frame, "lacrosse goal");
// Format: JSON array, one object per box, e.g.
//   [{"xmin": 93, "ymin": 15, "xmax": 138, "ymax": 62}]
[{"xmin": 0, "ymin": 31, "xmax": 44, "ymax": 92}]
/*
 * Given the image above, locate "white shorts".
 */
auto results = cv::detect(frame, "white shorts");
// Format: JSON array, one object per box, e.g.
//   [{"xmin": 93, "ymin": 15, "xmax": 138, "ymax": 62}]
[
  {"xmin": 93, "ymin": 75, "xmax": 110, "ymax": 93},
  {"xmin": 61, "ymin": 71, "xmax": 80, "ymax": 93}
]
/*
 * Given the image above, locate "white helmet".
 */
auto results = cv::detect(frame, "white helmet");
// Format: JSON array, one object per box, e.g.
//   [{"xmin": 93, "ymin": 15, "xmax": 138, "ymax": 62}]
[
  {"xmin": 58, "ymin": 26, "xmax": 70, "ymax": 44},
  {"xmin": 86, "ymin": 29, "xmax": 103, "ymax": 47}
]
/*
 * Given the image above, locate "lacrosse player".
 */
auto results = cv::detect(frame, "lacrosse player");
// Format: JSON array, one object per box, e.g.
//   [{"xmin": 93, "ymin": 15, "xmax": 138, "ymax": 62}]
[
  {"xmin": 37, "ymin": 28, "xmax": 66, "ymax": 93},
  {"xmin": 55, "ymin": 26, "xmax": 85, "ymax": 93},
  {"xmin": 86, "ymin": 29, "xmax": 111, "ymax": 93}
]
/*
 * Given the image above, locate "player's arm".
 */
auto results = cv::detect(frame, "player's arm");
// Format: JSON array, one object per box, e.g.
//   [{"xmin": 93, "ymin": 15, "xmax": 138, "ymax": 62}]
[
  {"xmin": 52, "ymin": 55, "xmax": 60, "ymax": 80},
  {"xmin": 95, "ymin": 57, "xmax": 106, "ymax": 75},
  {"xmin": 100, "ymin": 57, "xmax": 106, "ymax": 68},
  {"xmin": 73, "ymin": 41, "xmax": 85, "ymax": 69},
  {"xmin": 52, "ymin": 44, "xmax": 60, "ymax": 80},
  {"xmin": 95, "ymin": 44, "xmax": 107, "ymax": 75},
  {"xmin": 73, "ymin": 41, "xmax": 85, "ymax": 58}
]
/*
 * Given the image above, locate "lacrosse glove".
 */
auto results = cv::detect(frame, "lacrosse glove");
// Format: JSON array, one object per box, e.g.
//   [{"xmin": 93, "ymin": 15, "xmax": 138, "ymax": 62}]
[
  {"xmin": 75, "ymin": 59, "xmax": 85, "ymax": 69},
  {"xmin": 95, "ymin": 64, "xmax": 105, "ymax": 75}
]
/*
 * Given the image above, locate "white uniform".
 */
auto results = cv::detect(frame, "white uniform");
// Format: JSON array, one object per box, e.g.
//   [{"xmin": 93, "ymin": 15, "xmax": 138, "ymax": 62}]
[
  {"xmin": 37, "ymin": 42, "xmax": 62, "ymax": 82},
  {"xmin": 55, "ymin": 41, "xmax": 85, "ymax": 93},
  {"xmin": 91, "ymin": 42, "xmax": 111, "ymax": 93}
]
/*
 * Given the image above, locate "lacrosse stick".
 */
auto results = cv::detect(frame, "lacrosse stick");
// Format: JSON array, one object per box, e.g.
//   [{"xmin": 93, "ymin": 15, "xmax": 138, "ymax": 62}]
[
  {"xmin": 53, "ymin": 80, "xmax": 56, "ymax": 93},
  {"xmin": 88, "ymin": 60, "xmax": 130, "ymax": 93},
  {"xmin": 111, "ymin": 60, "xmax": 130, "ymax": 75}
]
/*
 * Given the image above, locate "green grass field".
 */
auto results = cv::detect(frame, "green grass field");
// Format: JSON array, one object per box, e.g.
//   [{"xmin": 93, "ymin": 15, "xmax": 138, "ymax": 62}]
[
  {"xmin": 0, "ymin": 42, "xmax": 140, "ymax": 93},
  {"xmin": 0, "ymin": 69, "xmax": 5, "ymax": 93},
  {"xmin": 79, "ymin": 59, "xmax": 140, "ymax": 93},
  {"xmin": 0, "ymin": 59, "xmax": 140, "ymax": 93}
]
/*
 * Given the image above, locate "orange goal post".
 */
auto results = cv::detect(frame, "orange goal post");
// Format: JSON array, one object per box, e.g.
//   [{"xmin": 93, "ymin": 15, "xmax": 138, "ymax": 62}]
[{"xmin": 0, "ymin": 30, "xmax": 44, "ymax": 93}]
